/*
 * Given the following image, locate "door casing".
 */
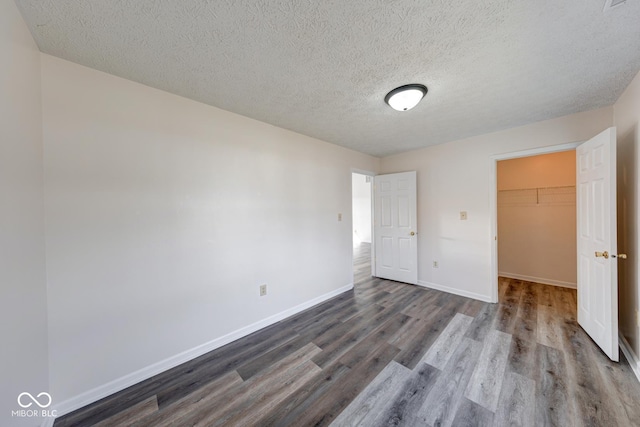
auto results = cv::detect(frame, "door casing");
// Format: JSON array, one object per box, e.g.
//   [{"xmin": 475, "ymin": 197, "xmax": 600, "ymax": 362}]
[{"xmin": 489, "ymin": 142, "xmax": 581, "ymax": 302}]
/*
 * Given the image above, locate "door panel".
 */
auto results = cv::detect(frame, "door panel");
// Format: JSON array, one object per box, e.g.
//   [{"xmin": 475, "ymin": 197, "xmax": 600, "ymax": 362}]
[
  {"xmin": 374, "ymin": 171, "xmax": 418, "ymax": 284},
  {"xmin": 577, "ymin": 127, "xmax": 618, "ymax": 361}
]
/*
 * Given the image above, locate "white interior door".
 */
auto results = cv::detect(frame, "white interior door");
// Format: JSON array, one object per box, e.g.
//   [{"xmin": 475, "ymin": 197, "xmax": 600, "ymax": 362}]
[
  {"xmin": 374, "ymin": 171, "xmax": 418, "ymax": 284},
  {"xmin": 577, "ymin": 127, "xmax": 619, "ymax": 361}
]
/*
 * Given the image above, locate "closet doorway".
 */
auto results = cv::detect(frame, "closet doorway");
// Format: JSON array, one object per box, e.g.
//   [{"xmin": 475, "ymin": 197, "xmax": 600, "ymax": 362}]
[{"xmin": 497, "ymin": 150, "xmax": 577, "ymax": 290}]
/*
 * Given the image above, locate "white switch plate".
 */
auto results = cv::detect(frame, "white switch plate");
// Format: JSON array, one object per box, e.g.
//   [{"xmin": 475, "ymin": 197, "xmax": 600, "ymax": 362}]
[
  {"xmin": 260, "ymin": 284, "xmax": 267, "ymax": 296},
  {"xmin": 433, "ymin": 261, "xmax": 438, "ymax": 268},
  {"xmin": 338, "ymin": 213, "xmax": 342, "ymax": 221},
  {"xmin": 460, "ymin": 211, "xmax": 468, "ymax": 220}
]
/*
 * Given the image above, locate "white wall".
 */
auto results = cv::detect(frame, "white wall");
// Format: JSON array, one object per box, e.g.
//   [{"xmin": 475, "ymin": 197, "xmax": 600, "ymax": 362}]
[
  {"xmin": 615, "ymin": 69, "xmax": 640, "ymax": 362},
  {"xmin": 497, "ymin": 151, "xmax": 577, "ymax": 288},
  {"xmin": 352, "ymin": 173, "xmax": 372, "ymax": 245},
  {"xmin": 40, "ymin": 54, "xmax": 379, "ymax": 407},
  {"xmin": 380, "ymin": 107, "xmax": 614, "ymax": 301},
  {"xmin": 0, "ymin": 1, "xmax": 49, "ymax": 426}
]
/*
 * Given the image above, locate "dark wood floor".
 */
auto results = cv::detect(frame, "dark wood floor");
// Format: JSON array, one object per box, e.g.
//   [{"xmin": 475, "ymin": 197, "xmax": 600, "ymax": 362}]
[{"xmin": 54, "ymin": 243, "xmax": 640, "ymax": 426}]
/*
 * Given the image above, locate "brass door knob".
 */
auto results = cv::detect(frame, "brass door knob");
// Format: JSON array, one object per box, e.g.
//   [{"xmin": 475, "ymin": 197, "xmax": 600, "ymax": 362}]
[
  {"xmin": 595, "ymin": 251, "xmax": 609, "ymax": 259},
  {"xmin": 410, "ymin": 231, "xmax": 416, "ymax": 236}
]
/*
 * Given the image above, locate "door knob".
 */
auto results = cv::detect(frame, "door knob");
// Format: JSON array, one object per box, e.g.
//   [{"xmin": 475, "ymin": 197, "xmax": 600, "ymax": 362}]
[
  {"xmin": 595, "ymin": 251, "xmax": 609, "ymax": 259},
  {"xmin": 410, "ymin": 231, "xmax": 416, "ymax": 236},
  {"xmin": 612, "ymin": 253, "xmax": 627, "ymax": 259}
]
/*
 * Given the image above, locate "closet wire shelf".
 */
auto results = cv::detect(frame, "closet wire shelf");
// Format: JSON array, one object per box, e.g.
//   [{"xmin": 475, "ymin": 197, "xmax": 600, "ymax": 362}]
[{"xmin": 498, "ymin": 185, "xmax": 576, "ymax": 206}]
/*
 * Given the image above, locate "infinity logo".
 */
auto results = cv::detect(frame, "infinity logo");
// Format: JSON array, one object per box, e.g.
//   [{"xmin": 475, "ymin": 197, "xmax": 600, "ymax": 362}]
[{"xmin": 17, "ymin": 392, "xmax": 52, "ymax": 408}]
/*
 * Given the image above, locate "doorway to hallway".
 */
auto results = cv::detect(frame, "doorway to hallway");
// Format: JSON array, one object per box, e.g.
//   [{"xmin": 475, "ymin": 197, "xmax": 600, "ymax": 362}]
[{"xmin": 352, "ymin": 172, "xmax": 373, "ymax": 283}]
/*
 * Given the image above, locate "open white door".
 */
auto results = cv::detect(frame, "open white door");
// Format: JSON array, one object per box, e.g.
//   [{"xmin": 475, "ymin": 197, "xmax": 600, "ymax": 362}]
[
  {"xmin": 374, "ymin": 171, "xmax": 418, "ymax": 285},
  {"xmin": 577, "ymin": 127, "xmax": 619, "ymax": 361}
]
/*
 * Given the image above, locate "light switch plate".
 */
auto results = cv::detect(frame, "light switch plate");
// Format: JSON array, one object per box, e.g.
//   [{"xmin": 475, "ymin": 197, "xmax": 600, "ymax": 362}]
[{"xmin": 460, "ymin": 211, "xmax": 468, "ymax": 220}]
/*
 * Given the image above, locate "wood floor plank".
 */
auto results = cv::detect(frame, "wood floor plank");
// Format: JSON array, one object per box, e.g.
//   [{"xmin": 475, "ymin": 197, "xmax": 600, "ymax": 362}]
[
  {"xmin": 94, "ymin": 396, "xmax": 158, "ymax": 427},
  {"xmin": 132, "ymin": 370, "xmax": 243, "ymax": 427},
  {"xmin": 494, "ymin": 301, "xmax": 519, "ymax": 335},
  {"xmin": 378, "ymin": 287, "xmax": 425, "ymax": 309},
  {"xmin": 290, "ymin": 343, "xmax": 400, "ymax": 427},
  {"xmin": 507, "ymin": 335, "xmax": 537, "ymax": 380},
  {"xmin": 498, "ymin": 276, "xmax": 510, "ymax": 301},
  {"xmin": 536, "ymin": 304, "xmax": 564, "ymax": 351},
  {"xmin": 401, "ymin": 294, "xmax": 438, "ymax": 319},
  {"xmin": 513, "ymin": 283, "xmax": 538, "ymax": 341},
  {"xmin": 371, "ymin": 363, "xmax": 440, "ymax": 426},
  {"xmin": 257, "ymin": 362, "xmax": 352, "ymax": 427},
  {"xmin": 329, "ymin": 361, "xmax": 411, "ymax": 427},
  {"xmin": 209, "ymin": 360, "xmax": 321, "ymax": 427},
  {"xmin": 337, "ymin": 312, "xmax": 410, "ymax": 368},
  {"xmin": 287, "ymin": 292, "xmax": 352, "ymax": 331},
  {"xmin": 502, "ymin": 280, "xmax": 524, "ymax": 307},
  {"xmin": 591, "ymin": 350, "xmax": 640, "ymax": 424},
  {"xmin": 385, "ymin": 316, "xmax": 427, "ymax": 349},
  {"xmin": 560, "ymin": 320, "xmax": 620, "ymax": 427},
  {"xmin": 290, "ymin": 293, "xmax": 355, "ymax": 333},
  {"xmin": 393, "ymin": 306, "xmax": 456, "ymax": 369},
  {"xmin": 459, "ymin": 298, "xmax": 485, "ymax": 317},
  {"xmin": 535, "ymin": 343, "xmax": 575, "ymax": 427},
  {"xmin": 450, "ymin": 397, "xmax": 495, "ymax": 427},
  {"xmin": 445, "ymin": 293, "xmax": 473, "ymax": 313},
  {"xmin": 537, "ymin": 282, "xmax": 553, "ymax": 307},
  {"xmin": 556, "ymin": 287, "xmax": 577, "ymax": 321},
  {"xmin": 313, "ymin": 304, "xmax": 385, "ymax": 348},
  {"xmin": 464, "ymin": 329, "xmax": 512, "ymax": 412},
  {"xmin": 464, "ymin": 302, "xmax": 498, "ymax": 342},
  {"xmin": 236, "ymin": 333, "xmax": 311, "ymax": 380},
  {"xmin": 170, "ymin": 342, "xmax": 322, "ymax": 426},
  {"xmin": 494, "ymin": 372, "xmax": 535, "ymax": 427},
  {"xmin": 312, "ymin": 306, "xmax": 398, "ymax": 368},
  {"xmin": 421, "ymin": 312, "xmax": 474, "ymax": 369},
  {"xmin": 417, "ymin": 337, "xmax": 482, "ymax": 427}
]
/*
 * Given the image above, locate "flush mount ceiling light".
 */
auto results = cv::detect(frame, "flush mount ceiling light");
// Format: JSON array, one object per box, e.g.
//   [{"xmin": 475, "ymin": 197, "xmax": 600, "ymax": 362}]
[{"xmin": 384, "ymin": 84, "xmax": 428, "ymax": 111}]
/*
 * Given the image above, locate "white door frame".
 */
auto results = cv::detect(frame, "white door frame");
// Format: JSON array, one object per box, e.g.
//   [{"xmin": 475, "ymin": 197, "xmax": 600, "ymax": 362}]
[
  {"xmin": 351, "ymin": 168, "xmax": 376, "ymax": 279},
  {"xmin": 489, "ymin": 142, "xmax": 581, "ymax": 302}
]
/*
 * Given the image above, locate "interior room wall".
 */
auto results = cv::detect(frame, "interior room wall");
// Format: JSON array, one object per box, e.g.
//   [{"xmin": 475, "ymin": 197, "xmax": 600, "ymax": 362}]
[
  {"xmin": 379, "ymin": 107, "xmax": 614, "ymax": 302},
  {"xmin": 0, "ymin": 1, "xmax": 49, "ymax": 426},
  {"xmin": 352, "ymin": 173, "xmax": 372, "ymax": 245},
  {"xmin": 497, "ymin": 151, "xmax": 577, "ymax": 288},
  {"xmin": 614, "ymin": 69, "xmax": 640, "ymax": 365},
  {"xmin": 40, "ymin": 54, "xmax": 379, "ymax": 410}
]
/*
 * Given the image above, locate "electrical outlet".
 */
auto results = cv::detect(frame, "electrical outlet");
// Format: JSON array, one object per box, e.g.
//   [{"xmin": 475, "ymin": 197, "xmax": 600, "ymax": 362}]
[
  {"xmin": 460, "ymin": 211, "xmax": 468, "ymax": 220},
  {"xmin": 338, "ymin": 213, "xmax": 342, "ymax": 221},
  {"xmin": 433, "ymin": 261, "xmax": 439, "ymax": 268},
  {"xmin": 260, "ymin": 284, "xmax": 267, "ymax": 296}
]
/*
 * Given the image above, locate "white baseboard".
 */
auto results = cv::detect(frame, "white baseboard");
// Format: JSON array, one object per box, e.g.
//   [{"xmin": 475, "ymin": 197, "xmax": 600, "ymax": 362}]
[
  {"xmin": 498, "ymin": 272, "xmax": 576, "ymax": 289},
  {"xmin": 50, "ymin": 283, "xmax": 354, "ymax": 419},
  {"xmin": 417, "ymin": 280, "xmax": 493, "ymax": 303},
  {"xmin": 619, "ymin": 331, "xmax": 640, "ymax": 384}
]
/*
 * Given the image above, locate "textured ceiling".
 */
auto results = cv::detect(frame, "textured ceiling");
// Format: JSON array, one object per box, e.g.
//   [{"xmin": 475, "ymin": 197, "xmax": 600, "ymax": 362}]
[{"xmin": 15, "ymin": 0, "xmax": 640, "ymax": 157}]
